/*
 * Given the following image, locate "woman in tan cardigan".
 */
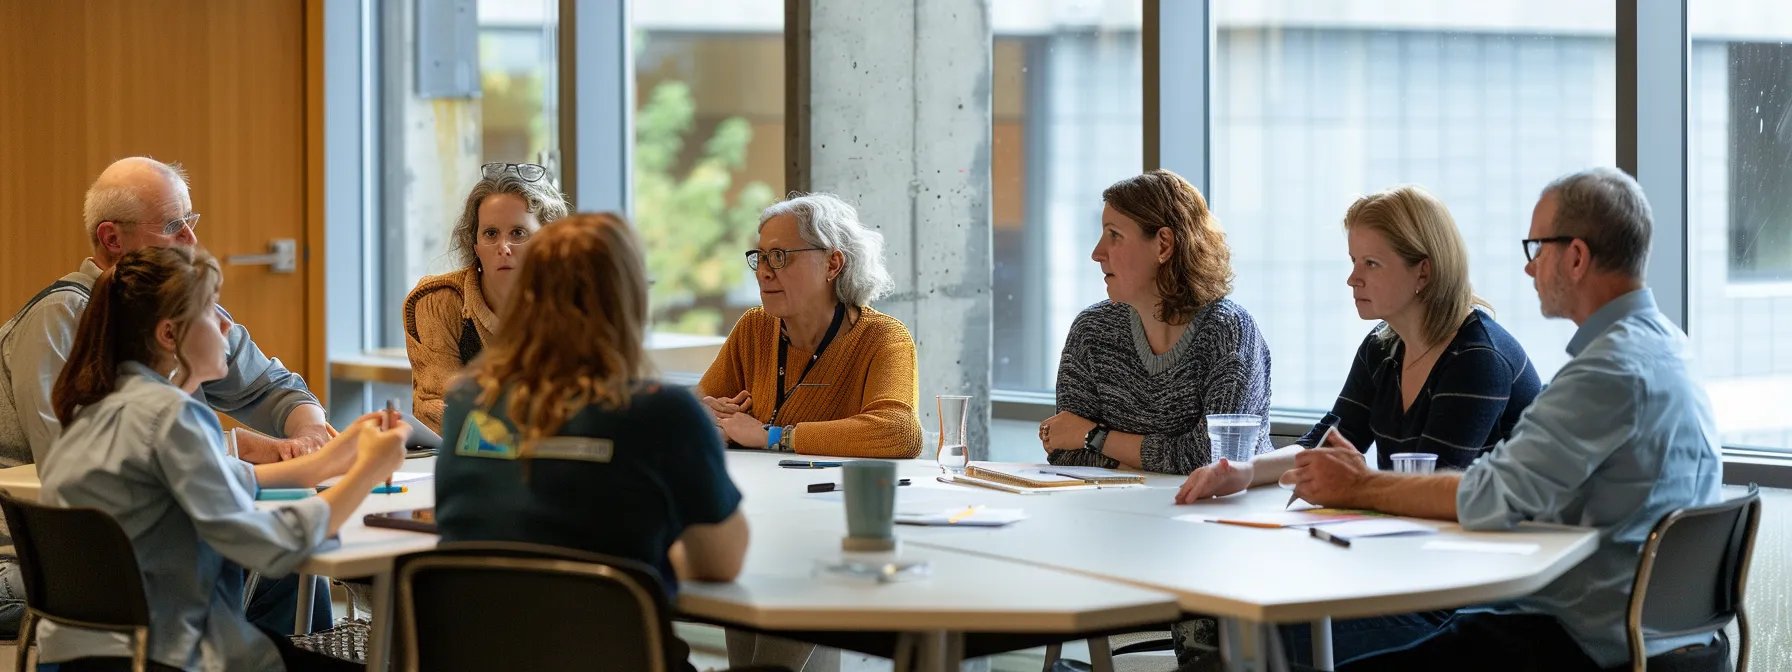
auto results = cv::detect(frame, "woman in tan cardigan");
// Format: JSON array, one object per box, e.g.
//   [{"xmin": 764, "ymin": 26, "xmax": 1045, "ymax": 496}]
[
  {"xmin": 699, "ymin": 193, "xmax": 922, "ymax": 460},
  {"xmin": 403, "ymin": 163, "xmax": 569, "ymax": 432}
]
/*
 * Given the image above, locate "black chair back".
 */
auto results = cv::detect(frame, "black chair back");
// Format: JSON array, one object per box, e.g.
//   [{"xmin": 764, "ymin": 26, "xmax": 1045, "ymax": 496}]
[
  {"xmin": 1627, "ymin": 484, "xmax": 1763, "ymax": 672},
  {"xmin": 0, "ymin": 490, "xmax": 150, "ymax": 628},
  {"xmin": 395, "ymin": 541, "xmax": 682, "ymax": 672}
]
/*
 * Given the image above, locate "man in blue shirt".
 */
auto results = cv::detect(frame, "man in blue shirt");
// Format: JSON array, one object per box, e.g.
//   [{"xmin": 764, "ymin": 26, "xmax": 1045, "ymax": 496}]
[{"xmin": 1288, "ymin": 166, "xmax": 1725, "ymax": 671}]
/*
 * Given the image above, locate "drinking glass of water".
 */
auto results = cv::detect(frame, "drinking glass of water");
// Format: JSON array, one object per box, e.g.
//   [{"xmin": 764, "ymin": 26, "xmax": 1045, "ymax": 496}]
[
  {"xmin": 937, "ymin": 395, "xmax": 971, "ymax": 474},
  {"xmin": 1206, "ymin": 413, "xmax": 1263, "ymax": 466}
]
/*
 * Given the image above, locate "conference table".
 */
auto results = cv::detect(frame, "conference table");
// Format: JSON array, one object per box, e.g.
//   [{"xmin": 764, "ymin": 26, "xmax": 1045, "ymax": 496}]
[{"xmin": 0, "ymin": 451, "xmax": 1599, "ymax": 672}]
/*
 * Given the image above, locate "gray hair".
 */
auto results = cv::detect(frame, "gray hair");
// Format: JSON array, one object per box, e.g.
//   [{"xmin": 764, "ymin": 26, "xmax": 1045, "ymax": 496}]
[
  {"xmin": 82, "ymin": 160, "xmax": 190, "ymax": 245},
  {"xmin": 450, "ymin": 173, "xmax": 571, "ymax": 269},
  {"xmin": 759, "ymin": 193, "xmax": 895, "ymax": 307},
  {"xmin": 1540, "ymin": 166, "xmax": 1653, "ymax": 278}
]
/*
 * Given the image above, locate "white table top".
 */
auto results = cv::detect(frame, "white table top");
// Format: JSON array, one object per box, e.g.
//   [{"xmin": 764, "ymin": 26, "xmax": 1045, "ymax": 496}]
[
  {"xmin": 283, "ymin": 458, "xmax": 440, "ymax": 578},
  {"xmin": 721, "ymin": 452, "xmax": 1599, "ymax": 624},
  {"xmin": 678, "ymin": 521, "xmax": 1179, "ymax": 633}
]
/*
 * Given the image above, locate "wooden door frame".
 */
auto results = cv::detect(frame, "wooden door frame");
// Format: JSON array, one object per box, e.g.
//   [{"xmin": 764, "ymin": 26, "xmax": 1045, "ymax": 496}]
[{"xmin": 304, "ymin": 0, "xmax": 328, "ymax": 404}]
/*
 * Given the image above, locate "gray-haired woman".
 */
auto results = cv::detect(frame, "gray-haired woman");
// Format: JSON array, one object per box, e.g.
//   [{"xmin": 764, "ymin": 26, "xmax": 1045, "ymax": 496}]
[
  {"xmin": 403, "ymin": 163, "xmax": 570, "ymax": 432},
  {"xmin": 698, "ymin": 192, "xmax": 923, "ymax": 458}
]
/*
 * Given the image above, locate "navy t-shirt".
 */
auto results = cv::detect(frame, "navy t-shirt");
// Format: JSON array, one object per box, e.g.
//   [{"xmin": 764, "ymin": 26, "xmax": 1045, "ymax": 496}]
[{"xmin": 435, "ymin": 379, "xmax": 743, "ymax": 596}]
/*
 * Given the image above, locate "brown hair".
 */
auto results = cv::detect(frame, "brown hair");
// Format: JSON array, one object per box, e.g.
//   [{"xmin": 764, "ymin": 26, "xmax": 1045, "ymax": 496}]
[
  {"xmin": 449, "ymin": 173, "xmax": 571, "ymax": 270},
  {"xmin": 52, "ymin": 246, "xmax": 222, "ymax": 425},
  {"xmin": 1101, "ymin": 169, "xmax": 1234, "ymax": 325},
  {"xmin": 473, "ymin": 213, "xmax": 651, "ymax": 451},
  {"xmin": 1343, "ymin": 185, "xmax": 1492, "ymax": 347}
]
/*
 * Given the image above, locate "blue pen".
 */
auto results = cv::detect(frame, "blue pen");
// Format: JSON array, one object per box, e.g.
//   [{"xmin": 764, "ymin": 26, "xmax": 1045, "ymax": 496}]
[
  {"xmin": 371, "ymin": 485, "xmax": 408, "ymax": 494},
  {"xmin": 256, "ymin": 488, "xmax": 315, "ymax": 501},
  {"xmin": 1286, "ymin": 413, "xmax": 1342, "ymax": 509}
]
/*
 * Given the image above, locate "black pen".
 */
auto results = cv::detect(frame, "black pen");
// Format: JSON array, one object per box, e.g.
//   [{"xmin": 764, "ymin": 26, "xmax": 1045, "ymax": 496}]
[
  {"xmin": 1287, "ymin": 413, "xmax": 1342, "ymax": 510},
  {"xmin": 808, "ymin": 479, "xmax": 911, "ymax": 493},
  {"xmin": 1310, "ymin": 526, "xmax": 1351, "ymax": 549}
]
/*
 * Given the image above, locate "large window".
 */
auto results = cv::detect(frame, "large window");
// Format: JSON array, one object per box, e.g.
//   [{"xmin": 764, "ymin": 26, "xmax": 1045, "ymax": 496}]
[
  {"xmin": 1212, "ymin": 3, "xmax": 1614, "ymax": 411},
  {"xmin": 991, "ymin": 1, "xmax": 1144, "ymax": 392},
  {"xmin": 632, "ymin": 1, "xmax": 784, "ymax": 340},
  {"xmin": 376, "ymin": 0, "xmax": 558, "ymax": 346},
  {"xmin": 1690, "ymin": 1, "xmax": 1792, "ymax": 450}
]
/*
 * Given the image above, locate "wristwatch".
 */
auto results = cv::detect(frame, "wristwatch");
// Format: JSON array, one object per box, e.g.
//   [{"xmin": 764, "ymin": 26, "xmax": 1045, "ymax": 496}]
[
  {"xmin": 1083, "ymin": 425, "xmax": 1110, "ymax": 453},
  {"xmin": 778, "ymin": 424, "xmax": 796, "ymax": 452}
]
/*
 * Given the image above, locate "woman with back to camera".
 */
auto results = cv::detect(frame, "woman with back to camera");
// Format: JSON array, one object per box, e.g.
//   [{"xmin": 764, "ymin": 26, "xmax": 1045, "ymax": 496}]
[{"xmin": 434, "ymin": 213, "xmax": 748, "ymax": 672}]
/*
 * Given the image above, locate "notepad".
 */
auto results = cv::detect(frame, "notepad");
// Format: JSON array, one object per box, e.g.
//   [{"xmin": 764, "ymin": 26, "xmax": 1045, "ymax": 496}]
[
  {"xmin": 896, "ymin": 507, "xmax": 1028, "ymax": 527},
  {"xmin": 963, "ymin": 463, "xmax": 1146, "ymax": 489},
  {"xmin": 316, "ymin": 471, "xmax": 432, "ymax": 490},
  {"xmin": 1422, "ymin": 540, "xmax": 1541, "ymax": 555},
  {"xmin": 1317, "ymin": 519, "xmax": 1438, "ymax": 540},
  {"xmin": 1182, "ymin": 509, "xmax": 1383, "ymax": 529}
]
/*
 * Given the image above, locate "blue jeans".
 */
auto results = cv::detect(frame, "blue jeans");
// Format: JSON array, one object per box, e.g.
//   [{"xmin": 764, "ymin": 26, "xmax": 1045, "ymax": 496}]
[
  {"xmin": 1278, "ymin": 610, "xmax": 1452, "ymax": 667},
  {"xmin": 245, "ymin": 572, "xmax": 334, "ymax": 634}
]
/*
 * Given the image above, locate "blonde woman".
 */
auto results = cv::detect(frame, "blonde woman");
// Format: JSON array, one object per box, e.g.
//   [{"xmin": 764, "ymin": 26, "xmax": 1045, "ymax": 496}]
[
  {"xmin": 403, "ymin": 163, "xmax": 570, "ymax": 432},
  {"xmin": 1175, "ymin": 184, "xmax": 1543, "ymax": 666}
]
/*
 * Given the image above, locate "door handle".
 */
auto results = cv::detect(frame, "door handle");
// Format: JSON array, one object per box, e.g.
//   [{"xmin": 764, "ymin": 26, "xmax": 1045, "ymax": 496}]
[{"xmin": 227, "ymin": 239, "xmax": 297, "ymax": 274}]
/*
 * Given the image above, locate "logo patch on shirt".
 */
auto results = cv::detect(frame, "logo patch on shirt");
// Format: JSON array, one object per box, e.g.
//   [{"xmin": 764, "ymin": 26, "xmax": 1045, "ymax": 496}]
[
  {"xmin": 530, "ymin": 437, "xmax": 615, "ymax": 463},
  {"xmin": 455, "ymin": 410, "xmax": 519, "ymax": 459}
]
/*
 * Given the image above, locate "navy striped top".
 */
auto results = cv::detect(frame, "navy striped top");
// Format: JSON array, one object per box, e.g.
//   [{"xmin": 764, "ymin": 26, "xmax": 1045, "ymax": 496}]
[{"xmin": 1295, "ymin": 310, "xmax": 1542, "ymax": 470}]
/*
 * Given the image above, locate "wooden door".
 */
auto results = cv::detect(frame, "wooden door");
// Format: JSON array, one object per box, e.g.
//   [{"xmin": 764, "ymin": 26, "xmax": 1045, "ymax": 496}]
[{"xmin": 0, "ymin": 0, "xmax": 324, "ymax": 389}]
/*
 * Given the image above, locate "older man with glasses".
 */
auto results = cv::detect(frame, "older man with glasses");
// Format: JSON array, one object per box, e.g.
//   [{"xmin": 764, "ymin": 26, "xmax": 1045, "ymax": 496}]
[
  {"xmin": 0, "ymin": 156, "xmax": 336, "ymax": 637},
  {"xmin": 1286, "ymin": 167, "xmax": 1725, "ymax": 671}
]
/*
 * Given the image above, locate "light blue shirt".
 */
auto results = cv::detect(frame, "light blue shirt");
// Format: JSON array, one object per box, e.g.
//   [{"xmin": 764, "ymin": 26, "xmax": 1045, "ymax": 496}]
[
  {"xmin": 1457, "ymin": 289, "xmax": 1723, "ymax": 667},
  {"xmin": 0, "ymin": 258, "xmax": 321, "ymax": 469},
  {"xmin": 37, "ymin": 361, "xmax": 335, "ymax": 671}
]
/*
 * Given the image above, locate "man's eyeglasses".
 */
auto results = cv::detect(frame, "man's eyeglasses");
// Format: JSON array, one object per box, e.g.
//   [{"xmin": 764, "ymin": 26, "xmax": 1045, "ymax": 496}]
[
  {"xmin": 1521, "ymin": 236, "xmax": 1579, "ymax": 262},
  {"xmin": 745, "ymin": 247, "xmax": 826, "ymax": 271},
  {"xmin": 481, "ymin": 162, "xmax": 547, "ymax": 182},
  {"xmin": 111, "ymin": 213, "xmax": 201, "ymax": 237}
]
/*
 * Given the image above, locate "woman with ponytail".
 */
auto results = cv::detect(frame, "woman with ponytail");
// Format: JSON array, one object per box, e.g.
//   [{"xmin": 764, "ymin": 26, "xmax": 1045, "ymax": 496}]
[{"xmin": 38, "ymin": 246, "xmax": 411, "ymax": 672}]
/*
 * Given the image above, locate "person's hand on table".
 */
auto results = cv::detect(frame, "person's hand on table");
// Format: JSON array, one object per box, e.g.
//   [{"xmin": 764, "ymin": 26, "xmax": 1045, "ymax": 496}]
[
  {"xmin": 1175, "ymin": 457, "xmax": 1254, "ymax": 504},
  {"xmin": 313, "ymin": 410, "xmax": 395, "ymax": 477},
  {"xmin": 718, "ymin": 411, "xmax": 770, "ymax": 448},
  {"xmin": 1285, "ymin": 434, "xmax": 1371, "ymax": 508},
  {"xmin": 349, "ymin": 411, "xmax": 411, "ymax": 479},
  {"xmin": 276, "ymin": 430, "xmax": 329, "ymax": 460},
  {"xmin": 1038, "ymin": 411, "xmax": 1097, "ymax": 453},
  {"xmin": 702, "ymin": 391, "xmax": 752, "ymax": 441}
]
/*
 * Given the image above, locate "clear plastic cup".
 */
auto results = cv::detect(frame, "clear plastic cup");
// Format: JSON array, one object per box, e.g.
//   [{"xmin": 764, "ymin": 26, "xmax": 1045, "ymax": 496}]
[
  {"xmin": 1206, "ymin": 414, "xmax": 1262, "ymax": 465},
  {"xmin": 937, "ymin": 395, "xmax": 971, "ymax": 474},
  {"xmin": 1389, "ymin": 453, "xmax": 1438, "ymax": 474}
]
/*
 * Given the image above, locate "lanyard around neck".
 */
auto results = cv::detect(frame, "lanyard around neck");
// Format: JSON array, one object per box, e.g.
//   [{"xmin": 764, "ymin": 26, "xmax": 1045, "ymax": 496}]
[{"xmin": 772, "ymin": 302, "xmax": 847, "ymax": 425}]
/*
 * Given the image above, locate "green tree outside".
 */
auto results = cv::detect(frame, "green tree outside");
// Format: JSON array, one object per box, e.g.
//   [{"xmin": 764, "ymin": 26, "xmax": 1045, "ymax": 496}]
[{"xmin": 634, "ymin": 80, "xmax": 776, "ymax": 335}]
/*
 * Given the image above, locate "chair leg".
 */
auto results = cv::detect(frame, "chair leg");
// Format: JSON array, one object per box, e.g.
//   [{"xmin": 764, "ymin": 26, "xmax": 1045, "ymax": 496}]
[
  {"xmin": 1042, "ymin": 642, "xmax": 1061, "ymax": 671},
  {"xmin": 1739, "ymin": 611, "xmax": 1751, "ymax": 672},
  {"xmin": 132, "ymin": 626, "xmax": 149, "ymax": 672},
  {"xmin": 1087, "ymin": 637, "xmax": 1114, "ymax": 672},
  {"xmin": 12, "ymin": 611, "xmax": 30, "ymax": 672}
]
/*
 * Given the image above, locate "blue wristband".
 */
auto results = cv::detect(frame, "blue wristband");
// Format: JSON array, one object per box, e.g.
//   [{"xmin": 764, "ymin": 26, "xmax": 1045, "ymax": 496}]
[{"xmin": 766, "ymin": 425, "xmax": 783, "ymax": 450}]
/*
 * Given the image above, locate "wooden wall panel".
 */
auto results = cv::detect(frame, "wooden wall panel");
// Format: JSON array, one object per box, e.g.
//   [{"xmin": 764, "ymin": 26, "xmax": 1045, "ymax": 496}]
[{"xmin": 0, "ymin": 0, "xmax": 315, "ymax": 382}]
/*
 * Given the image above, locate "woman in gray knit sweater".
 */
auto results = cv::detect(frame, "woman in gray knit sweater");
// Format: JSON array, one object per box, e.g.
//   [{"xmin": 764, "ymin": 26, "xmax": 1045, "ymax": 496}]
[
  {"xmin": 1038, "ymin": 169, "xmax": 1272, "ymax": 671},
  {"xmin": 1039, "ymin": 169, "xmax": 1273, "ymax": 476}
]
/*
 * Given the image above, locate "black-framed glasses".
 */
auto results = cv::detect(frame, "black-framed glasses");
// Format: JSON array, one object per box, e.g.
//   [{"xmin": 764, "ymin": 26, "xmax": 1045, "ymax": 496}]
[
  {"xmin": 481, "ymin": 162, "xmax": 547, "ymax": 182},
  {"xmin": 112, "ymin": 213, "xmax": 200, "ymax": 237},
  {"xmin": 1521, "ymin": 236, "xmax": 1579, "ymax": 262},
  {"xmin": 745, "ymin": 247, "xmax": 826, "ymax": 271}
]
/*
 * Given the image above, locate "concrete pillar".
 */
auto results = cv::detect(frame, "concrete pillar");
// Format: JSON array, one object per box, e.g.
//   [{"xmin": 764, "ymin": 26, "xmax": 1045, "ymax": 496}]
[{"xmin": 804, "ymin": 0, "xmax": 995, "ymax": 459}]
